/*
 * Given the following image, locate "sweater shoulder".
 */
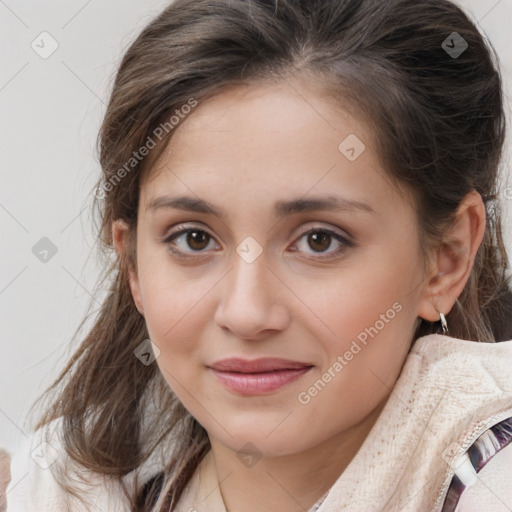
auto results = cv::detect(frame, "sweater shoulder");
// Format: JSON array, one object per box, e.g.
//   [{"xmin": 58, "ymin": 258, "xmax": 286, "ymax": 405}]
[{"xmin": 5, "ymin": 418, "xmax": 158, "ymax": 512}]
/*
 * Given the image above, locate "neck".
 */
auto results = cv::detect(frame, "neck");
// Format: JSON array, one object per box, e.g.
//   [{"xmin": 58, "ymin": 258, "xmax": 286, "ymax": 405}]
[{"xmin": 209, "ymin": 396, "xmax": 388, "ymax": 512}]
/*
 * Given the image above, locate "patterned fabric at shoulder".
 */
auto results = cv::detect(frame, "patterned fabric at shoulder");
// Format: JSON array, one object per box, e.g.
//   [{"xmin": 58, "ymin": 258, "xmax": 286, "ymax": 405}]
[{"xmin": 441, "ymin": 416, "xmax": 512, "ymax": 512}]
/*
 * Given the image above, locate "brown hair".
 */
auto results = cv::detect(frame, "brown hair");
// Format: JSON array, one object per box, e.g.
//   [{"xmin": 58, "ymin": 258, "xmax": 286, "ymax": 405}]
[{"xmin": 34, "ymin": 0, "xmax": 512, "ymax": 510}]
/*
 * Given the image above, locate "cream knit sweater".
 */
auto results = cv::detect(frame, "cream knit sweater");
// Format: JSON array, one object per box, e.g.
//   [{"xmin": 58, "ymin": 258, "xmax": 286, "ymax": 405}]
[{"xmin": 6, "ymin": 334, "xmax": 512, "ymax": 512}]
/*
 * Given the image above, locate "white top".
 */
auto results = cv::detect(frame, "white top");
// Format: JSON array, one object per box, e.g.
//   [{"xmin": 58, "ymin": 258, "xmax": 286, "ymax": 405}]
[{"xmin": 5, "ymin": 334, "xmax": 512, "ymax": 511}]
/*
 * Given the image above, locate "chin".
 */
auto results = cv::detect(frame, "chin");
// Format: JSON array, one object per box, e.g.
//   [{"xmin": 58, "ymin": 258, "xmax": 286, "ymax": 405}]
[{"xmin": 208, "ymin": 421, "xmax": 316, "ymax": 458}]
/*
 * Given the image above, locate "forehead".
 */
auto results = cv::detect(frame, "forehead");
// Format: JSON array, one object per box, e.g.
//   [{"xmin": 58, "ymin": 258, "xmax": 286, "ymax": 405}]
[
  {"xmin": 140, "ymin": 79, "xmax": 411, "ymax": 219},
  {"xmin": 163, "ymin": 79, "xmax": 363, "ymax": 160}
]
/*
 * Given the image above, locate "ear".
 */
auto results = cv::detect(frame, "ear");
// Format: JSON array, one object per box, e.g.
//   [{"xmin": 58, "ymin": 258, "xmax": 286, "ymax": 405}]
[
  {"xmin": 112, "ymin": 219, "xmax": 144, "ymax": 316},
  {"xmin": 417, "ymin": 190, "xmax": 486, "ymax": 322}
]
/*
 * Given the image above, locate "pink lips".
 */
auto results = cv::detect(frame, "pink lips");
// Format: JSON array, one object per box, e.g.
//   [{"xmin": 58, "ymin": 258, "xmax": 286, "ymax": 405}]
[{"xmin": 208, "ymin": 358, "xmax": 313, "ymax": 395}]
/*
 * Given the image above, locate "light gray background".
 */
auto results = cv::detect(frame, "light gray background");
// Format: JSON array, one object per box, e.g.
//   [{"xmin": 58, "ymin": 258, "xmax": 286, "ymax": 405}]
[{"xmin": 1, "ymin": 0, "xmax": 511, "ymax": 455}]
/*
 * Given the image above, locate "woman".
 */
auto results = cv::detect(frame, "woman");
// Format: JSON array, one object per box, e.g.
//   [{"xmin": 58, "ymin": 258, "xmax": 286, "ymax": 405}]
[{"xmin": 5, "ymin": 0, "xmax": 512, "ymax": 510}]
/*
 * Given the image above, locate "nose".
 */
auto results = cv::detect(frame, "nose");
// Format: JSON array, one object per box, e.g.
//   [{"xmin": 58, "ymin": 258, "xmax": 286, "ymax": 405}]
[{"xmin": 213, "ymin": 251, "xmax": 290, "ymax": 341}]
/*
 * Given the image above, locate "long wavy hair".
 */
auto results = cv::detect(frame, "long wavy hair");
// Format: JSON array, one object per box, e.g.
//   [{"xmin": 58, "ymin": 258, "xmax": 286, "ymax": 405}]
[{"xmin": 34, "ymin": 0, "xmax": 512, "ymax": 510}]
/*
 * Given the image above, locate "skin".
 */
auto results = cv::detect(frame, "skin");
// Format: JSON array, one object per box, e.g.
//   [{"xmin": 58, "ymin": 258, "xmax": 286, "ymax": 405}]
[{"xmin": 113, "ymin": 77, "xmax": 486, "ymax": 512}]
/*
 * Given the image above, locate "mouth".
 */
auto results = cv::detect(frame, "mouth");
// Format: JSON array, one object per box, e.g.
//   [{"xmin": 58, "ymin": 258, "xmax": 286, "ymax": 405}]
[{"xmin": 208, "ymin": 358, "xmax": 314, "ymax": 395}]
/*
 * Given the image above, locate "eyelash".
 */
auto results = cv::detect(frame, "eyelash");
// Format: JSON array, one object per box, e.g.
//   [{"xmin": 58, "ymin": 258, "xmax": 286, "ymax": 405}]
[{"xmin": 162, "ymin": 224, "xmax": 354, "ymax": 261}]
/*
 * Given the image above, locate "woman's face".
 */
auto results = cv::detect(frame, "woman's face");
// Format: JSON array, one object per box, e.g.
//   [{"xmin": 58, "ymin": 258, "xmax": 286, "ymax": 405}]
[{"xmin": 126, "ymin": 79, "xmax": 432, "ymax": 457}]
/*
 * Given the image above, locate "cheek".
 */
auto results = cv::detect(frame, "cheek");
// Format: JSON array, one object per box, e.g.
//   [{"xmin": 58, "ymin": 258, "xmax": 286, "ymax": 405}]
[
  {"xmin": 297, "ymin": 258, "xmax": 417, "ymax": 405},
  {"xmin": 299, "ymin": 260, "xmax": 413, "ymax": 352},
  {"xmin": 140, "ymin": 273, "xmax": 208, "ymax": 398},
  {"xmin": 136, "ymin": 243, "xmax": 205, "ymax": 340},
  {"xmin": 141, "ymin": 281, "xmax": 205, "ymax": 356}
]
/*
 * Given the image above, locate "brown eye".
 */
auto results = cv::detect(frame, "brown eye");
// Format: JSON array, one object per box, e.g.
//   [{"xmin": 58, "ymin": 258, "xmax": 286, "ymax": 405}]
[
  {"xmin": 185, "ymin": 230, "xmax": 211, "ymax": 251},
  {"xmin": 163, "ymin": 227, "xmax": 218, "ymax": 258},
  {"xmin": 307, "ymin": 231, "xmax": 333, "ymax": 253},
  {"xmin": 292, "ymin": 227, "xmax": 353, "ymax": 260}
]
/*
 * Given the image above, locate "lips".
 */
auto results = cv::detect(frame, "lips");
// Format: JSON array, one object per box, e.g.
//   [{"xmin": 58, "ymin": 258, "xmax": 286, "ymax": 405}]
[
  {"xmin": 208, "ymin": 358, "xmax": 313, "ymax": 395},
  {"xmin": 209, "ymin": 357, "xmax": 312, "ymax": 373}
]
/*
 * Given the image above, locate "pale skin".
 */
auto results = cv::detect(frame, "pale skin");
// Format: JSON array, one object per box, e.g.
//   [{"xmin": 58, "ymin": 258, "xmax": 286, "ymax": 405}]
[{"xmin": 112, "ymin": 78, "xmax": 486, "ymax": 512}]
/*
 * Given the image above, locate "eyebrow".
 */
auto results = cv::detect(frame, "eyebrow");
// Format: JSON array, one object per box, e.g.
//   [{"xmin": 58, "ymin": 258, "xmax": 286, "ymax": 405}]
[{"xmin": 146, "ymin": 194, "xmax": 376, "ymax": 219}]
